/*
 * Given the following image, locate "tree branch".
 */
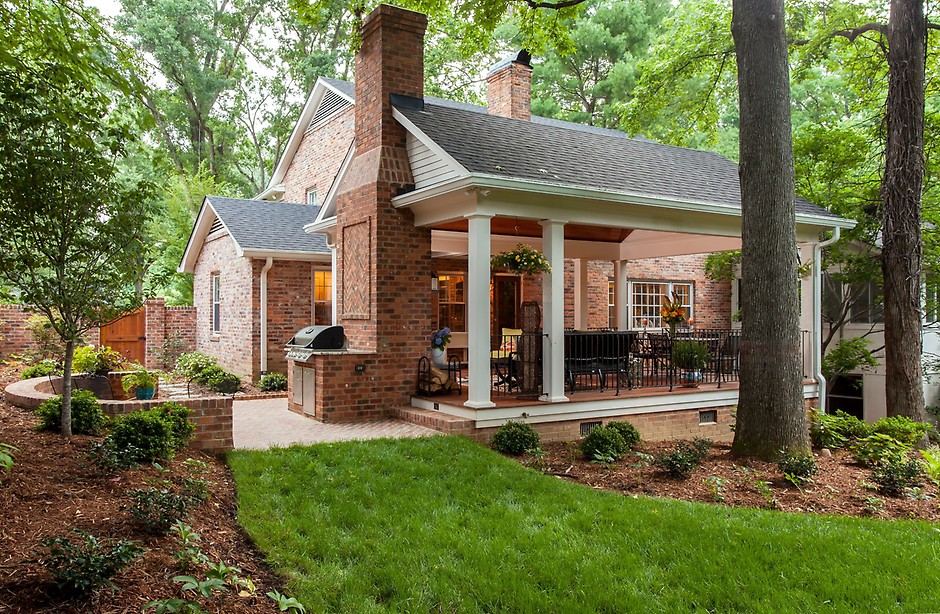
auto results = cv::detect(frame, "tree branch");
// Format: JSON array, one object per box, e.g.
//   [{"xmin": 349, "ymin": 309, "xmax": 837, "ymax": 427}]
[
  {"xmin": 524, "ymin": 0, "xmax": 587, "ymax": 9},
  {"xmin": 831, "ymin": 22, "xmax": 888, "ymax": 42}
]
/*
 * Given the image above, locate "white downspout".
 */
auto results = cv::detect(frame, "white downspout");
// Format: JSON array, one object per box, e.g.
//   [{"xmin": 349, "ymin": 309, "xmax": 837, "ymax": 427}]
[
  {"xmin": 260, "ymin": 257, "xmax": 274, "ymax": 374},
  {"xmin": 813, "ymin": 227, "xmax": 840, "ymax": 413}
]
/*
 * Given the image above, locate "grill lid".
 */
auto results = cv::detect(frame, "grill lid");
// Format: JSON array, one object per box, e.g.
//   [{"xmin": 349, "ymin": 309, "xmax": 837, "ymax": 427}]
[{"xmin": 287, "ymin": 325, "xmax": 346, "ymax": 350}]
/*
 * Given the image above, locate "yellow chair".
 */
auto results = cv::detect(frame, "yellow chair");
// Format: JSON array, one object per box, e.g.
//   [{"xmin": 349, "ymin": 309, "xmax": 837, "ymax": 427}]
[{"xmin": 490, "ymin": 328, "xmax": 522, "ymax": 359}]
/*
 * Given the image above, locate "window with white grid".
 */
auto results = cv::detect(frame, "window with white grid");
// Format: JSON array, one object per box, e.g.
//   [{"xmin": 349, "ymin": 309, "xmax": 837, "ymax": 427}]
[{"xmin": 631, "ymin": 281, "xmax": 693, "ymax": 329}]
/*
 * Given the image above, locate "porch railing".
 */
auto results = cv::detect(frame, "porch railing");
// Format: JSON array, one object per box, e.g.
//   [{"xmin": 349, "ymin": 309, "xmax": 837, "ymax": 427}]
[
  {"xmin": 490, "ymin": 332, "xmax": 546, "ymax": 397},
  {"xmin": 478, "ymin": 328, "xmax": 813, "ymax": 399}
]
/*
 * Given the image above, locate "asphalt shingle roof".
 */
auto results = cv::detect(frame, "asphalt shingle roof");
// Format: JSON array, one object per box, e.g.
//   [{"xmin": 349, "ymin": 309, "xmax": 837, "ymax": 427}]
[
  {"xmin": 205, "ymin": 196, "xmax": 330, "ymax": 254},
  {"xmin": 395, "ymin": 101, "xmax": 839, "ymax": 219}
]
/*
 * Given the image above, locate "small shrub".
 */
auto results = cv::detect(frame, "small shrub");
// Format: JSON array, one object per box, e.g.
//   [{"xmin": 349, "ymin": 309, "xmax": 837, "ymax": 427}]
[
  {"xmin": 144, "ymin": 598, "xmax": 205, "ymax": 613},
  {"xmin": 35, "ymin": 390, "xmax": 104, "ymax": 435},
  {"xmin": 155, "ymin": 403, "xmax": 195, "ymax": 450},
  {"xmin": 173, "ymin": 574, "xmax": 227, "ymax": 598},
  {"xmin": 0, "ymin": 442, "xmax": 16, "ymax": 483},
  {"xmin": 258, "ymin": 372, "xmax": 288, "ymax": 391},
  {"xmin": 175, "ymin": 352, "xmax": 218, "ymax": 381},
  {"xmin": 580, "ymin": 426, "xmax": 627, "ymax": 462},
  {"xmin": 198, "ymin": 365, "xmax": 240, "ymax": 393},
  {"xmin": 491, "ymin": 421, "xmax": 540, "ymax": 455},
  {"xmin": 778, "ymin": 453, "xmax": 817, "ymax": 487},
  {"xmin": 109, "ymin": 410, "xmax": 175, "ymax": 462},
  {"xmin": 171, "ymin": 522, "xmax": 209, "ymax": 570},
  {"xmin": 809, "ymin": 409, "xmax": 870, "ymax": 449},
  {"xmin": 654, "ymin": 440, "xmax": 709, "ymax": 479},
  {"xmin": 605, "ymin": 421, "xmax": 641, "ymax": 450},
  {"xmin": 85, "ymin": 438, "xmax": 140, "ymax": 472},
  {"xmin": 127, "ymin": 488, "xmax": 192, "ymax": 535},
  {"xmin": 21, "ymin": 359, "xmax": 60, "ymax": 380},
  {"xmin": 73, "ymin": 345, "xmax": 124, "ymax": 374},
  {"xmin": 267, "ymin": 590, "xmax": 307, "ymax": 613},
  {"xmin": 872, "ymin": 457, "xmax": 924, "ymax": 497},
  {"xmin": 920, "ymin": 447, "xmax": 940, "ymax": 485},
  {"xmin": 871, "ymin": 416, "xmax": 930, "ymax": 446},
  {"xmin": 851, "ymin": 433, "xmax": 910, "ymax": 468},
  {"xmin": 38, "ymin": 530, "xmax": 141, "ymax": 593}
]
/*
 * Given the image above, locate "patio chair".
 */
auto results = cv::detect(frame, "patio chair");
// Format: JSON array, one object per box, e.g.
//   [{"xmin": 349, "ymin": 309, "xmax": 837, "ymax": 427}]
[
  {"xmin": 716, "ymin": 333, "xmax": 741, "ymax": 384},
  {"xmin": 490, "ymin": 328, "xmax": 522, "ymax": 390}
]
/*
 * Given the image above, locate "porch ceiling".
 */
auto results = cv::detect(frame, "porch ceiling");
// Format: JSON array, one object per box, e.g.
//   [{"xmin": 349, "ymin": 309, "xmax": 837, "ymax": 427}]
[{"xmin": 435, "ymin": 217, "xmax": 633, "ymax": 243}]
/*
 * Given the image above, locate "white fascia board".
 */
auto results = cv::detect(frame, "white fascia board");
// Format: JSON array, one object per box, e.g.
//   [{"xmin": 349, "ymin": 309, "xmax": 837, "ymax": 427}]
[
  {"xmin": 304, "ymin": 216, "xmax": 337, "ymax": 234},
  {"xmin": 241, "ymin": 249, "xmax": 331, "ymax": 262},
  {"xmin": 315, "ymin": 143, "xmax": 355, "ymax": 223},
  {"xmin": 393, "ymin": 173, "xmax": 856, "ymax": 230},
  {"xmin": 392, "ymin": 107, "xmax": 469, "ymax": 176},
  {"xmin": 256, "ymin": 184, "xmax": 285, "ymax": 201},
  {"xmin": 178, "ymin": 199, "xmax": 243, "ymax": 273}
]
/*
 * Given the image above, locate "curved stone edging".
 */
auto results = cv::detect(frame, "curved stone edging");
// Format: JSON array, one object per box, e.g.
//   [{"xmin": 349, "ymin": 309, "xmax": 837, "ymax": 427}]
[{"xmin": 4, "ymin": 377, "xmax": 233, "ymax": 452}]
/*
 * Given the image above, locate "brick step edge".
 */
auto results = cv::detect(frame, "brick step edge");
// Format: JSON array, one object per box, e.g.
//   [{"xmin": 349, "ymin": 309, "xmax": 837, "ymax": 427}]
[{"xmin": 393, "ymin": 406, "xmax": 476, "ymax": 435}]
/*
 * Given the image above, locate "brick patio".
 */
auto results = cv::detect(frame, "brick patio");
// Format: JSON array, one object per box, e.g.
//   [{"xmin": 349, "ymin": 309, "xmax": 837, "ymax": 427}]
[{"xmin": 233, "ymin": 398, "xmax": 438, "ymax": 449}]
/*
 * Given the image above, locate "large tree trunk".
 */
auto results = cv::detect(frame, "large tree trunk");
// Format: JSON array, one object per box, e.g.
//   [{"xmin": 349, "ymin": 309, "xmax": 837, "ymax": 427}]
[
  {"xmin": 60, "ymin": 339, "xmax": 75, "ymax": 437},
  {"xmin": 882, "ymin": 0, "xmax": 926, "ymax": 421},
  {"xmin": 730, "ymin": 0, "xmax": 808, "ymax": 459}
]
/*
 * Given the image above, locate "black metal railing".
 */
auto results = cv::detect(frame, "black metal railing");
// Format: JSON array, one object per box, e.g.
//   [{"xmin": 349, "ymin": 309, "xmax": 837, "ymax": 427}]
[
  {"xmin": 483, "ymin": 328, "xmax": 813, "ymax": 399},
  {"xmin": 489, "ymin": 332, "xmax": 546, "ymax": 397}
]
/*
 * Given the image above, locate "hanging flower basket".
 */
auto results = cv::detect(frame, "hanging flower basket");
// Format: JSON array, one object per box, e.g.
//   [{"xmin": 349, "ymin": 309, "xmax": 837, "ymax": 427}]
[{"xmin": 491, "ymin": 244, "xmax": 551, "ymax": 276}]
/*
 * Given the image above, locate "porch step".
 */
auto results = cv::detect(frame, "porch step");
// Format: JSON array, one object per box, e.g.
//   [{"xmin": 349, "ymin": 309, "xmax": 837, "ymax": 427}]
[{"xmin": 393, "ymin": 406, "xmax": 475, "ymax": 436}]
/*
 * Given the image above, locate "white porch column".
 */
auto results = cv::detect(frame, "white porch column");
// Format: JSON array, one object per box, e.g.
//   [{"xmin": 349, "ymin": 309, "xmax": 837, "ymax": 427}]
[
  {"xmin": 541, "ymin": 219, "xmax": 568, "ymax": 403},
  {"xmin": 614, "ymin": 260, "xmax": 629, "ymax": 331},
  {"xmin": 465, "ymin": 214, "xmax": 495, "ymax": 409},
  {"xmin": 329, "ymin": 242, "xmax": 338, "ymax": 325},
  {"xmin": 574, "ymin": 259, "xmax": 589, "ymax": 330}
]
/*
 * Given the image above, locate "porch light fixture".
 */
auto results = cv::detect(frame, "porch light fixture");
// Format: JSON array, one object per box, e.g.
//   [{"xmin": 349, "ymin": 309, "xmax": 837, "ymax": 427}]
[{"xmin": 431, "ymin": 276, "xmax": 439, "ymax": 291}]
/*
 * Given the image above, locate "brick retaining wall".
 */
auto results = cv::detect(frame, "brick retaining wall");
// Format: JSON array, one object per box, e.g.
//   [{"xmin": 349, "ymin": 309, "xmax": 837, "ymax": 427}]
[{"xmin": 4, "ymin": 377, "xmax": 233, "ymax": 452}]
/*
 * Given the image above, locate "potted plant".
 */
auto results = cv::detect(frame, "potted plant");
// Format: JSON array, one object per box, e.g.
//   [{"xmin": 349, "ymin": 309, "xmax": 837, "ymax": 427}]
[
  {"xmin": 671, "ymin": 340, "xmax": 709, "ymax": 388},
  {"xmin": 73, "ymin": 345, "xmax": 124, "ymax": 376},
  {"xmin": 122, "ymin": 368, "xmax": 159, "ymax": 400},
  {"xmin": 490, "ymin": 244, "xmax": 551, "ymax": 276},
  {"xmin": 430, "ymin": 328, "xmax": 451, "ymax": 367}
]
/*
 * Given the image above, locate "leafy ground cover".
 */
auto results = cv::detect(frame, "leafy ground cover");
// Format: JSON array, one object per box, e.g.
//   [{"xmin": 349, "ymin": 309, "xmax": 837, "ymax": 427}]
[
  {"xmin": 230, "ymin": 436, "xmax": 940, "ymax": 613},
  {"xmin": 0, "ymin": 364, "xmax": 284, "ymax": 612}
]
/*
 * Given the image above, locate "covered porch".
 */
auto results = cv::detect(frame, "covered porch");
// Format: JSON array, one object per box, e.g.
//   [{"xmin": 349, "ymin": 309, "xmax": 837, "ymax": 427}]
[{"xmin": 396, "ymin": 175, "xmax": 842, "ymax": 416}]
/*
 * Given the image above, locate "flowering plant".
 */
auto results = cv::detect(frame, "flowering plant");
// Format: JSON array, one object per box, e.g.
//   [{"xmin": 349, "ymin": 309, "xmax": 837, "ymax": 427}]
[
  {"xmin": 491, "ymin": 244, "xmax": 551, "ymax": 276},
  {"xmin": 660, "ymin": 292, "xmax": 687, "ymax": 327},
  {"xmin": 430, "ymin": 328, "xmax": 451, "ymax": 350}
]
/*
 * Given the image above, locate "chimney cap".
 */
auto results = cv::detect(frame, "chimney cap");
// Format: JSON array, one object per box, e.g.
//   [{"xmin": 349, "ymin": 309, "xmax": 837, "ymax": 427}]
[{"xmin": 486, "ymin": 50, "xmax": 532, "ymax": 77}]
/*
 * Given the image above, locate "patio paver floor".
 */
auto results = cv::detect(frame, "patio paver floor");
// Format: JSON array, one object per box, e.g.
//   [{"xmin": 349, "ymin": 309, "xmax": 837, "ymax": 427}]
[{"xmin": 233, "ymin": 397, "xmax": 439, "ymax": 449}]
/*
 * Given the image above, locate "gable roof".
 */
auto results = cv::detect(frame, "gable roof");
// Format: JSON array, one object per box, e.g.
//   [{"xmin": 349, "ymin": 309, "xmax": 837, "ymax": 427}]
[
  {"xmin": 395, "ymin": 100, "xmax": 841, "ymax": 221},
  {"xmin": 178, "ymin": 196, "xmax": 330, "ymax": 273}
]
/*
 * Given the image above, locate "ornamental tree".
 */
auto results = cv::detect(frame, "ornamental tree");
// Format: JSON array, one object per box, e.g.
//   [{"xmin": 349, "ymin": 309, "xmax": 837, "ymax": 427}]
[{"xmin": 0, "ymin": 0, "xmax": 153, "ymax": 436}]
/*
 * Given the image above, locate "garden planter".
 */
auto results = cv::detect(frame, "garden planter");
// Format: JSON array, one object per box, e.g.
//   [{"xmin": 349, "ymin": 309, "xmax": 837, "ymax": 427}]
[
  {"xmin": 682, "ymin": 370, "xmax": 703, "ymax": 388},
  {"xmin": 431, "ymin": 347, "xmax": 447, "ymax": 368},
  {"xmin": 135, "ymin": 387, "xmax": 156, "ymax": 400}
]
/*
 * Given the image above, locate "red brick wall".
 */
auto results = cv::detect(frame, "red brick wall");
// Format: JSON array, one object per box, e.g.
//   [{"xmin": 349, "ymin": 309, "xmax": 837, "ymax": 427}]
[
  {"xmin": 281, "ymin": 105, "xmax": 355, "ymax": 205},
  {"xmin": 144, "ymin": 298, "xmax": 196, "ymax": 369},
  {"xmin": 193, "ymin": 231, "xmax": 255, "ymax": 377},
  {"xmin": 0, "ymin": 304, "xmax": 99, "ymax": 360},
  {"xmin": 626, "ymin": 254, "xmax": 732, "ymax": 329}
]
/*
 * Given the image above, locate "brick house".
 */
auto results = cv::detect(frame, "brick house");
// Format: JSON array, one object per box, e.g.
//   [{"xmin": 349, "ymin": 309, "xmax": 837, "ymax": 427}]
[
  {"xmin": 179, "ymin": 196, "xmax": 332, "ymax": 380},
  {"xmin": 181, "ymin": 4, "xmax": 858, "ymax": 440}
]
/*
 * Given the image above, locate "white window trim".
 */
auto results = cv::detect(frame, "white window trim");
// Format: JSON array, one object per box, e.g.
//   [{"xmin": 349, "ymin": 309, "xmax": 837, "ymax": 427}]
[
  {"xmin": 211, "ymin": 273, "xmax": 221, "ymax": 335},
  {"xmin": 312, "ymin": 269, "xmax": 332, "ymax": 325},
  {"xmin": 438, "ymin": 272, "xmax": 467, "ymax": 333},
  {"xmin": 626, "ymin": 280, "xmax": 694, "ymax": 330}
]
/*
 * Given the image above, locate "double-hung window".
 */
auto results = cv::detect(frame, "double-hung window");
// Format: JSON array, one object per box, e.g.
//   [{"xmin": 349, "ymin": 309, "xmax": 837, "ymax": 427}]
[
  {"xmin": 211, "ymin": 273, "xmax": 221, "ymax": 334},
  {"xmin": 438, "ymin": 274, "xmax": 466, "ymax": 332},
  {"xmin": 314, "ymin": 270, "xmax": 333, "ymax": 325}
]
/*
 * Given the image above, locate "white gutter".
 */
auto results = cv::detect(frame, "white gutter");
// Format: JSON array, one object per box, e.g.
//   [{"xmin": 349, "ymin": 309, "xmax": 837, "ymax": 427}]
[
  {"xmin": 813, "ymin": 227, "xmax": 841, "ymax": 413},
  {"xmin": 260, "ymin": 257, "xmax": 274, "ymax": 373}
]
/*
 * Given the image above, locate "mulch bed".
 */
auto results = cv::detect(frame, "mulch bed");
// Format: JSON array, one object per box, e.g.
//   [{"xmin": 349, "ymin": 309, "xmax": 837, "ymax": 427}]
[
  {"xmin": 0, "ymin": 365, "xmax": 284, "ymax": 613},
  {"xmin": 519, "ymin": 439, "xmax": 940, "ymax": 522}
]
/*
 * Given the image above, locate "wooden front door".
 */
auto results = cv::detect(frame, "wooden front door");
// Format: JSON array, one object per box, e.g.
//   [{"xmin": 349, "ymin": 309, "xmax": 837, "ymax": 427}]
[{"xmin": 99, "ymin": 308, "xmax": 146, "ymax": 365}]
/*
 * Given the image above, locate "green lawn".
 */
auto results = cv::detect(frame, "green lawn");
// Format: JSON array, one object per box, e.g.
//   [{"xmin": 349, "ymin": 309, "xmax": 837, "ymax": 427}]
[{"xmin": 229, "ymin": 436, "xmax": 940, "ymax": 613}]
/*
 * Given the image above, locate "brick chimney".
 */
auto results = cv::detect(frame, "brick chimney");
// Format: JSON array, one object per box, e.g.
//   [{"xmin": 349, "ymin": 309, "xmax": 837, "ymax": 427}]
[
  {"xmin": 486, "ymin": 50, "xmax": 532, "ymax": 121},
  {"xmin": 331, "ymin": 2, "xmax": 433, "ymax": 406}
]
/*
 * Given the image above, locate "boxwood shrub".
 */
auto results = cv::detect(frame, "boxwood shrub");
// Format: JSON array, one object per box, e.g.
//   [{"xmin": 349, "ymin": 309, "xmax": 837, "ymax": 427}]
[
  {"xmin": 606, "ymin": 421, "xmax": 641, "ymax": 450},
  {"xmin": 491, "ymin": 421, "xmax": 540, "ymax": 455},
  {"xmin": 581, "ymin": 426, "xmax": 627, "ymax": 462},
  {"xmin": 36, "ymin": 390, "xmax": 104, "ymax": 435},
  {"xmin": 258, "ymin": 372, "xmax": 288, "ymax": 391}
]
